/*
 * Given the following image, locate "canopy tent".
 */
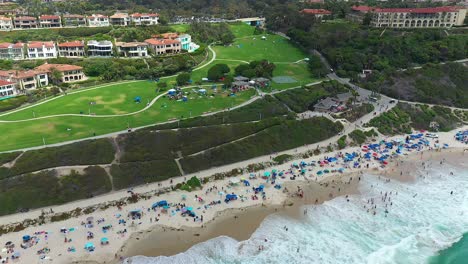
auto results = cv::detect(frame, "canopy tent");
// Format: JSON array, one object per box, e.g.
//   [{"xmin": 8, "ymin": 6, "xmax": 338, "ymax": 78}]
[
  {"xmin": 229, "ymin": 178, "xmax": 240, "ymax": 185},
  {"xmin": 84, "ymin": 242, "xmax": 95, "ymax": 250},
  {"xmin": 101, "ymin": 237, "xmax": 109, "ymax": 244},
  {"xmin": 22, "ymin": 235, "xmax": 31, "ymax": 242},
  {"xmin": 263, "ymin": 171, "xmax": 271, "ymax": 177}
]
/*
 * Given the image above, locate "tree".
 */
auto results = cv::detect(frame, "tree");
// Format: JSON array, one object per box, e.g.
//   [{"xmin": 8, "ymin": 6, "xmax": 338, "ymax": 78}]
[
  {"xmin": 50, "ymin": 68, "xmax": 63, "ymax": 85},
  {"xmin": 176, "ymin": 72, "xmax": 191, "ymax": 86},
  {"xmin": 207, "ymin": 64, "xmax": 230, "ymax": 81},
  {"xmin": 308, "ymin": 55, "xmax": 329, "ymax": 78},
  {"xmin": 363, "ymin": 13, "xmax": 372, "ymax": 26},
  {"xmin": 234, "ymin": 64, "xmax": 250, "ymax": 76},
  {"xmin": 157, "ymin": 81, "xmax": 168, "ymax": 90}
]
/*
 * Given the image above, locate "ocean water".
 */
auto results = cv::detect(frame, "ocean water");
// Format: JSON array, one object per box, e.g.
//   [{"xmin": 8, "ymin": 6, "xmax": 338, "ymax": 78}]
[{"xmin": 126, "ymin": 163, "xmax": 468, "ymax": 264}]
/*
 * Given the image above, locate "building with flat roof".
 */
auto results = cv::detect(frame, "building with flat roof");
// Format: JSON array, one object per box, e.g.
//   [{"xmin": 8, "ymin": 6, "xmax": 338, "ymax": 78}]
[
  {"xmin": 58, "ymin": 41, "xmax": 85, "ymax": 58},
  {"xmin": 87, "ymin": 40, "xmax": 113, "ymax": 57},
  {"xmin": 352, "ymin": 5, "xmax": 467, "ymax": 28},
  {"xmin": 0, "ymin": 42, "xmax": 24, "ymax": 60},
  {"xmin": 116, "ymin": 42, "xmax": 148, "ymax": 57},
  {"xmin": 301, "ymin": 9, "xmax": 332, "ymax": 19}
]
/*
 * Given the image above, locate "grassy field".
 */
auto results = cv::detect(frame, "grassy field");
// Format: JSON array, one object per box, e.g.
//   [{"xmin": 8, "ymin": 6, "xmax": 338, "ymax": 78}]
[{"xmin": 0, "ymin": 23, "xmax": 318, "ymax": 152}]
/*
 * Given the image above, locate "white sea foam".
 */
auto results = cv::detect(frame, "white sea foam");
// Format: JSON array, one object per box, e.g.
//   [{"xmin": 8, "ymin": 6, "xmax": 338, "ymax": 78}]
[{"xmin": 126, "ymin": 163, "xmax": 468, "ymax": 264}]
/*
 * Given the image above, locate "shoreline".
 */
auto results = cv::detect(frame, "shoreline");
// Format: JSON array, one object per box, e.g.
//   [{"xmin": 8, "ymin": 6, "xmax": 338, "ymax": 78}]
[{"xmin": 0, "ymin": 128, "xmax": 466, "ymax": 264}]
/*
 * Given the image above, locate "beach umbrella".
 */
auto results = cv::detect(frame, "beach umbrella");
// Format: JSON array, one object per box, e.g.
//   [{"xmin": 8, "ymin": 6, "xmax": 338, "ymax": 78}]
[
  {"xmin": 5, "ymin": 241, "xmax": 13, "ymax": 246},
  {"xmin": 324, "ymin": 169, "xmax": 330, "ymax": 173},
  {"xmin": 187, "ymin": 207, "xmax": 193, "ymax": 211},
  {"xmin": 181, "ymin": 194, "xmax": 187, "ymax": 200},
  {"xmin": 101, "ymin": 237, "xmax": 109, "ymax": 243},
  {"xmin": 86, "ymin": 217, "xmax": 94, "ymax": 222},
  {"xmin": 12, "ymin": 252, "xmax": 20, "ymax": 258},
  {"xmin": 1, "ymin": 248, "xmax": 6, "ymax": 253},
  {"xmin": 163, "ymin": 205, "xmax": 170, "ymax": 210},
  {"xmin": 263, "ymin": 171, "xmax": 271, "ymax": 177},
  {"xmin": 338, "ymin": 168, "xmax": 345, "ymax": 173},
  {"xmin": 272, "ymin": 169, "xmax": 277, "ymax": 173},
  {"xmin": 317, "ymin": 171, "xmax": 323, "ymax": 175}
]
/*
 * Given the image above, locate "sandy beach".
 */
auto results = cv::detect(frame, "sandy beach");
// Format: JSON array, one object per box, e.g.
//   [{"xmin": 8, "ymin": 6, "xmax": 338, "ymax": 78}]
[{"xmin": 0, "ymin": 127, "xmax": 466, "ymax": 264}]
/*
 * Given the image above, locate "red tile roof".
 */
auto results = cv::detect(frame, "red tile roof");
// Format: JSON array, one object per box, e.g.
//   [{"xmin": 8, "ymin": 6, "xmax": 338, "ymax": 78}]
[
  {"xmin": 0, "ymin": 80, "xmax": 15, "ymax": 86},
  {"xmin": 0, "ymin": 42, "xmax": 12, "ymax": 48},
  {"xmin": 145, "ymin": 38, "xmax": 180, "ymax": 45},
  {"xmin": 131, "ymin": 13, "xmax": 159, "ymax": 18},
  {"xmin": 13, "ymin": 42, "xmax": 24, "ymax": 48},
  {"xmin": 0, "ymin": 16, "xmax": 10, "ymax": 21},
  {"xmin": 28, "ymin": 41, "xmax": 55, "ymax": 48},
  {"xmin": 353, "ymin": 5, "xmax": 462, "ymax": 14},
  {"xmin": 39, "ymin": 15, "xmax": 60, "ymax": 20},
  {"xmin": 14, "ymin": 16, "xmax": 36, "ymax": 21},
  {"xmin": 58, "ymin": 41, "xmax": 84, "ymax": 48},
  {"xmin": 301, "ymin": 9, "xmax": 332, "ymax": 15},
  {"xmin": 89, "ymin": 14, "xmax": 108, "ymax": 19},
  {"xmin": 35, "ymin": 63, "xmax": 83, "ymax": 72},
  {"xmin": 110, "ymin": 13, "xmax": 128, "ymax": 19},
  {"xmin": 63, "ymin": 14, "xmax": 84, "ymax": 18},
  {"xmin": 0, "ymin": 70, "xmax": 44, "ymax": 79}
]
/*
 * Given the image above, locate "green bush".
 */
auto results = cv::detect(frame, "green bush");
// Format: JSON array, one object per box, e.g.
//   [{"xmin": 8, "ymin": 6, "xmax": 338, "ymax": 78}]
[
  {"xmin": 110, "ymin": 160, "xmax": 180, "ymax": 190},
  {"xmin": 0, "ymin": 166, "xmax": 111, "ymax": 216},
  {"xmin": 0, "ymin": 151, "xmax": 22, "ymax": 166},
  {"xmin": 180, "ymin": 117, "xmax": 343, "ymax": 173},
  {"xmin": 9, "ymin": 139, "xmax": 115, "ymax": 177},
  {"xmin": 337, "ymin": 135, "xmax": 347, "ymax": 149},
  {"xmin": 0, "ymin": 96, "xmax": 28, "ymax": 113},
  {"xmin": 273, "ymin": 154, "xmax": 293, "ymax": 164}
]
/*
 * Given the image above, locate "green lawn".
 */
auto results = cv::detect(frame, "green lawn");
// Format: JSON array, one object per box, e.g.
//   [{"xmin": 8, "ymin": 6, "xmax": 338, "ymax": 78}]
[
  {"xmin": 170, "ymin": 24, "xmax": 190, "ymax": 33},
  {"xmin": 0, "ymin": 89, "xmax": 255, "ymax": 151},
  {"xmin": 229, "ymin": 23, "xmax": 255, "ymax": 38},
  {"xmin": 213, "ymin": 34, "xmax": 306, "ymax": 63}
]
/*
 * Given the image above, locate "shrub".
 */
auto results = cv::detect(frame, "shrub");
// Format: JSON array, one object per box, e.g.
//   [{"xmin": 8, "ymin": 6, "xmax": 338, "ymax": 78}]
[{"xmin": 337, "ymin": 135, "xmax": 347, "ymax": 149}]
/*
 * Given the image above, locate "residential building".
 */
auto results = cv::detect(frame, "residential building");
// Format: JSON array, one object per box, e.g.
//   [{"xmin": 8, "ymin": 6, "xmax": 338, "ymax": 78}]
[
  {"xmin": 130, "ymin": 13, "xmax": 159, "ymax": 25},
  {"xmin": 13, "ymin": 16, "xmax": 38, "ymax": 29},
  {"xmin": 63, "ymin": 14, "xmax": 87, "ymax": 27},
  {"xmin": 110, "ymin": 13, "xmax": 130, "ymax": 26},
  {"xmin": 87, "ymin": 14, "xmax": 109, "ymax": 27},
  {"xmin": 87, "ymin": 40, "xmax": 113, "ymax": 57},
  {"xmin": 35, "ymin": 63, "xmax": 86, "ymax": 83},
  {"xmin": 58, "ymin": 41, "xmax": 85, "ymax": 58},
  {"xmin": 352, "ymin": 5, "xmax": 467, "ymax": 28},
  {"xmin": 39, "ymin": 15, "xmax": 61, "ymax": 28},
  {"xmin": 116, "ymin": 42, "xmax": 148, "ymax": 57},
  {"xmin": 235, "ymin": 17, "xmax": 265, "ymax": 27},
  {"xmin": 145, "ymin": 38, "xmax": 181, "ymax": 55},
  {"xmin": 0, "ymin": 70, "xmax": 49, "ymax": 90},
  {"xmin": 0, "ymin": 16, "xmax": 12, "ymax": 31},
  {"xmin": 0, "ymin": 42, "xmax": 24, "ymax": 60},
  {"xmin": 0, "ymin": 80, "xmax": 17, "ymax": 98},
  {"xmin": 176, "ymin": 34, "xmax": 191, "ymax": 51},
  {"xmin": 301, "ymin": 9, "xmax": 332, "ymax": 19},
  {"xmin": 27, "ymin": 41, "xmax": 57, "ymax": 59}
]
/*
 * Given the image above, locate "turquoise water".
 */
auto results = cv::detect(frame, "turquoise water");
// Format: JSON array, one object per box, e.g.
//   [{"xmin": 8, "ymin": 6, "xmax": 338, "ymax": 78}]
[
  {"xmin": 430, "ymin": 233, "xmax": 468, "ymax": 264},
  {"xmin": 126, "ymin": 162, "xmax": 468, "ymax": 264}
]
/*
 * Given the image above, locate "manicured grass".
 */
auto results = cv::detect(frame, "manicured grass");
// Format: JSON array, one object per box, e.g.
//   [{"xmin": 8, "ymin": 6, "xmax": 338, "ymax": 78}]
[
  {"xmin": 229, "ymin": 23, "xmax": 255, "ymax": 38},
  {"xmin": 271, "ymin": 62, "xmax": 319, "ymax": 90},
  {"xmin": 0, "ymin": 89, "xmax": 255, "ymax": 151},
  {"xmin": 213, "ymin": 34, "xmax": 306, "ymax": 63},
  {"xmin": 170, "ymin": 24, "xmax": 190, "ymax": 33},
  {"xmin": 0, "ymin": 81, "xmax": 155, "ymax": 120}
]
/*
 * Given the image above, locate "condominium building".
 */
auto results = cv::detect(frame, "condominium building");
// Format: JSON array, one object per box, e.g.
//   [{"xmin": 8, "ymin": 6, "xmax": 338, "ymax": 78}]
[
  {"xmin": 0, "ymin": 80, "xmax": 17, "ymax": 98},
  {"xmin": 35, "ymin": 63, "xmax": 86, "ymax": 83},
  {"xmin": 145, "ymin": 38, "xmax": 181, "ymax": 55},
  {"xmin": 0, "ymin": 16, "xmax": 13, "ymax": 31},
  {"xmin": 39, "ymin": 15, "xmax": 61, "ymax": 28},
  {"xmin": 116, "ymin": 42, "xmax": 148, "ymax": 57},
  {"xmin": 13, "ymin": 16, "xmax": 38, "ymax": 29},
  {"xmin": 352, "ymin": 5, "xmax": 467, "ymax": 28},
  {"xmin": 0, "ymin": 42, "xmax": 24, "ymax": 60},
  {"xmin": 87, "ymin": 40, "xmax": 113, "ymax": 57},
  {"xmin": 63, "ymin": 14, "xmax": 87, "ymax": 27},
  {"xmin": 88, "ymin": 14, "xmax": 109, "ymax": 27},
  {"xmin": 27, "ymin": 41, "xmax": 57, "ymax": 59},
  {"xmin": 110, "ymin": 13, "xmax": 130, "ymax": 26},
  {"xmin": 58, "ymin": 41, "xmax": 85, "ymax": 58},
  {"xmin": 0, "ymin": 69, "xmax": 49, "ymax": 90},
  {"xmin": 130, "ymin": 13, "xmax": 159, "ymax": 25}
]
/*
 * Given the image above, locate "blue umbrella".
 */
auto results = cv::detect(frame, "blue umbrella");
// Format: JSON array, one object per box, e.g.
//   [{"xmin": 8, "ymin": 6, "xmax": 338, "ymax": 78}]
[
  {"xmin": 84, "ymin": 242, "xmax": 95, "ymax": 249},
  {"xmin": 101, "ymin": 237, "xmax": 109, "ymax": 243},
  {"xmin": 317, "ymin": 171, "xmax": 323, "ymax": 175}
]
